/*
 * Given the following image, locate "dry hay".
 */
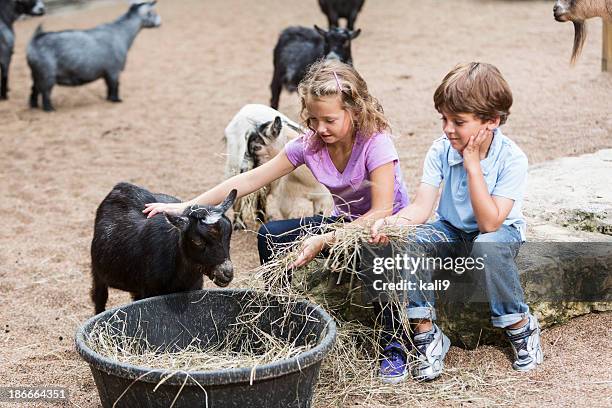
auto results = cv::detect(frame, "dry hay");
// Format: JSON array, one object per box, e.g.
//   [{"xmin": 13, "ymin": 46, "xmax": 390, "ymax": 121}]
[
  {"xmin": 252, "ymin": 221, "xmax": 523, "ymax": 406},
  {"xmin": 86, "ymin": 308, "xmax": 310, "ymax": 376},
  {"xmin": 234, "ymin": 186, "xmax": 269, "ymax": 229}
]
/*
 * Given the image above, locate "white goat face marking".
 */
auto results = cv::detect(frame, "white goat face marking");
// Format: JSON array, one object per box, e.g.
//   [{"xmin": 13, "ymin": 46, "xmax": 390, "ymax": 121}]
[
  {"xmin": 201, "ymin": 213, "xmax": 222, "ymax": 225},
  {"xmin": 326, "ymin": 51, "xmax": 341, "ymax": 61},
  {"xmin": 33, "ymin": 0, "xmax": 45, "ymax": 13},
  {"xmin": 188, "ymin": 205, "xmax": 222, "ymax": 224}
]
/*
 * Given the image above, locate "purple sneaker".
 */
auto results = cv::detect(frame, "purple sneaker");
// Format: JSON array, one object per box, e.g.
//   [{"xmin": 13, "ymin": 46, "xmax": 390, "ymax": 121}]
[{"xmin": 379, "ymin": 341, "xmax": 409, "ymax": 384}]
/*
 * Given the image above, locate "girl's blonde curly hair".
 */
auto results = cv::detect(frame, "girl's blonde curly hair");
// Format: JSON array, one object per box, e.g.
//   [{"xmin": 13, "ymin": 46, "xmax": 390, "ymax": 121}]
[{"xmin": 297, "ymin": 59, "xmax": 390, "ymax": 145}]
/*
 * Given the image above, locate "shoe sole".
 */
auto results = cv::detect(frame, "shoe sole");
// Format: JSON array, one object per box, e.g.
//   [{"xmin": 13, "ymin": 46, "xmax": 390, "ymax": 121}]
[
  {"xmin": 380, "ymin": 370, "xmax": 409, "ymax": 384},
  {"xmin": 412, "ymin": 333, "xmax": 451, "ymax": 381}
]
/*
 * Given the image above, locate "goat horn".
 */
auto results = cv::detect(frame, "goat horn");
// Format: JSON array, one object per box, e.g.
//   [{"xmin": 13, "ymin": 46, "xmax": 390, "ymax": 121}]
[{"xmin": 218, "ymin": 189, "xmax": 238, "ymax": 213}]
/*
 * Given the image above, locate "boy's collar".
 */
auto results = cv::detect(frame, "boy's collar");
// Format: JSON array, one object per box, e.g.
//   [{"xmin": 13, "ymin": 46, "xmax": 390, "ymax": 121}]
[{"xmin": 447, "ymin": 129, "xmax": 503, "ymax": 173}]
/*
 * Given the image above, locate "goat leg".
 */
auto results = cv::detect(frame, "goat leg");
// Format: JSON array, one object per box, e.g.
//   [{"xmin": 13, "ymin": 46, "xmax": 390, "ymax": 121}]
[
  {"xmin": 347, "ymin": 10, "xmax": 359, "ymax": 30},
  {"xmin": 91, "ymin": 276, "xmax": 109, "ymax": 314},
  {"xmin": 29, "ymin": 84, "xmax": 39, "ymax": 108},
  {"xmin": 41, "ymin": 87, "xmax": 54, "ymax": 112},
  {"xmin": 270, "ymin": 68, "xmax": 282, "ymax": 110},
  {"xmin": 105, "ymin": 72, "xmax": 122, "ymax": 102},
  {"xmin": 0, "ymin": 64, "xmax": 7, "ymax": 100},
  {"xmin": 327, "ymin": 11, "xmax": 339, "ymax": 28}
]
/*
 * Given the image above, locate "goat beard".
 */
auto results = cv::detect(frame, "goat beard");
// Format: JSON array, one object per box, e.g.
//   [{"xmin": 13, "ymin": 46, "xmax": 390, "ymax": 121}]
[{"xmin": 570, "ymin": 20, "xmax": 587, "ymax": 64}]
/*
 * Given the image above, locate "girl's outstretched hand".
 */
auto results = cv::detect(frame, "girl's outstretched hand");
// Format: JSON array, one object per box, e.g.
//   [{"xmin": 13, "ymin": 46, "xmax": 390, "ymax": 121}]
[
  {"xmin": 369, "ymin": 217, "xmax": 390, "ymax": 245},
  {"xmin": 290, "ymin": 234, "xmax": 329, "ymax": 269},
  {"xmin": 142, "ymin": 202, "xmax": 186, "ymax": 219}
]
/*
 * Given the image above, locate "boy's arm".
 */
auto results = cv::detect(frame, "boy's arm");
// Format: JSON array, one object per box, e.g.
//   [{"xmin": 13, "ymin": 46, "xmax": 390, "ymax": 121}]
[
  {"xmin": 466, "ymin": 165, "xmax": 515, "ymax": 232},
  {"xmin": 369, "ymin": 182, "xmax": 438, "ymax": 244},
  {"xmin": 464, "ymin": 130, "xmax": 525, "ymax": 232},
  {"xmin": 389, "ymin": 182, "xmax": 438, "ymax": 225}
]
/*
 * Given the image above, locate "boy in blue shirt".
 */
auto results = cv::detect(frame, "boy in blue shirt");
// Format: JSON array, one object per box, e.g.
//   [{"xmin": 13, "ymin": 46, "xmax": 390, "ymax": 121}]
[{"xmin": 370, "ymin": 62, "xmax": 543, "ymax": 383}]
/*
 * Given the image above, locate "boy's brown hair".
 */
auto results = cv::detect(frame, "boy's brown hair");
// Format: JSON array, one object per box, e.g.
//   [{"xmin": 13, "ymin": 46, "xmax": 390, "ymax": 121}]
[{"xmin": 434, "ymin": 62, "xmax": 513, "ymax": 125}]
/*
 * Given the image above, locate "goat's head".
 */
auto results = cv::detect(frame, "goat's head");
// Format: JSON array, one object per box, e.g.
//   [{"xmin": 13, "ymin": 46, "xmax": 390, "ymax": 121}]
[
  {"xmin": 554, "ymin": 0, "xmax": 584, "ymax": 22},
  {"xmin": 241, "ymin": 116, "xmax": 285, "ymax": 172},
  {"xmin": 315, "ymin": 25, "xmax": 361, "ymax": 64},
  {"xmin": 553, "ymin": 1, "xmax": 589, "ymax": 64},
  {"xmin": 15, "ymin": 0, "xmax": 45, "ymax": 16},
  {"xmin": 130, "ymin": 1, "xmax": 161, "ymax": 28},
  {"xmin": 165, "ymin": 190, "xmax": 237, "ymax": 287}
]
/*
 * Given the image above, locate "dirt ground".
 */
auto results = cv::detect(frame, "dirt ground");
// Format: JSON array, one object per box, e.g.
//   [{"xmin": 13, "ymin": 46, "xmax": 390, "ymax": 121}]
[{"xmin": 1, "ymin": 0, "xmax": 611, "ymax": 406}]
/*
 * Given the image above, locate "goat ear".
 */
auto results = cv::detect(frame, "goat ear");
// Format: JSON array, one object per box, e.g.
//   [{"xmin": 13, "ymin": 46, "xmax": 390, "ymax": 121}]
[
  {"xmin": 165, "ymin": 213, "xmax": 190, "ymax": 232},
  {"xmin": 314, "ymin": 25, "xmax": 327, "ymax": 37},
  {"xmin": 218, "ymin": 189, "xmax": 238, "ymax": 213},
  {"xmin": 350, "ymin": 29, "xmax": 361, "ymax": 39},
  {"xmin": 149, "ymin": 0, "xmax": 157, "ymax": 6},
  {"xmin": 270, "ymin": 117, "xmax": 283, "ymax": 138}
]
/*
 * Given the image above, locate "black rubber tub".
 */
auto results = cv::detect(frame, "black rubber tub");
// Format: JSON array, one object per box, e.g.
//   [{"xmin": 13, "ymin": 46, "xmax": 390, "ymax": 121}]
[{"xmin": 75, "ymin": 289, "xmax": 337, "ymax": 408}]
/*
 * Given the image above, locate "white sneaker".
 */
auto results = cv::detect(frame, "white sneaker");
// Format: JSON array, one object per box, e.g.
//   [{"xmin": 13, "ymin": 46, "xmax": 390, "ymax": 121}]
[
  {"xmin": 409, "ymin": 323, "xmax": 451, "ymax": 381},
  {"xmin": 505, "ymin": 314, "xmax": 544, "ymax": 371}
]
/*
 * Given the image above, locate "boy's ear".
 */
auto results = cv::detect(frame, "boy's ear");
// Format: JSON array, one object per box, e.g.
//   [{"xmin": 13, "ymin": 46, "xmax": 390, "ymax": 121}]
[{"xmin": 486, "ymin": 116, "xmax": 501, "ymax": 130}]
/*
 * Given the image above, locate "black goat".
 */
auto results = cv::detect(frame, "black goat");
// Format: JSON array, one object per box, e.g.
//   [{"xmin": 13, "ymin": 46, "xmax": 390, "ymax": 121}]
[
  {"xmin": 90, "ymin": 182, "xmax": 236, "ymax": 314},
  {"xmin": 26, "ymin": 1, "xmax": 160, "ymax": 111},
  {"xmin": 318, "ymin": 0, "xmax": 365, "ymax": 30},
  {"xmin": 270, "ymin": 25, "xmax": 360, "ymax": 109},
  {"xmin": 0, "ymin": 0, "xmax": 45, "ymax": 100}
]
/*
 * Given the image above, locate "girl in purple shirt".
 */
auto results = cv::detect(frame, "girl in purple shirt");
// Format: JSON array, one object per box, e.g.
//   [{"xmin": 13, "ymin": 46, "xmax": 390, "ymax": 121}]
[
  {"xmin": 145, "ymin": 59, "xmax": 409, "ymax": 267},
  {"xmin": 144, "ymin": 60, "xmax": 410, "ymax": 380}
]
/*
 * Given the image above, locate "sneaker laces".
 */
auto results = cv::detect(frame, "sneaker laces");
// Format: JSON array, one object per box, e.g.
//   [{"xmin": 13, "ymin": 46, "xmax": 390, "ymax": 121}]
[
  {"xmin": 507, "ymin": 326, "xmax": 535, "ymax": 353},
  {"xmin": 413, "ymin": 331, "xmax": 435, "ymax": 356}
]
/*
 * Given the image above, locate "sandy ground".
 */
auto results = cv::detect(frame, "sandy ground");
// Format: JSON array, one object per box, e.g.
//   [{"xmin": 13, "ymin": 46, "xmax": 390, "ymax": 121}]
[{"xmin": 0, "ymin": 0, "xmax": 611, "ymax": 406}]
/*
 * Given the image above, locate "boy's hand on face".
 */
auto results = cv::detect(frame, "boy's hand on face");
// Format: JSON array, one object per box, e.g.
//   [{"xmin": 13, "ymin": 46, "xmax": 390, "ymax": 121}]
[{"xmin": 462, "ymin": 129, "xmax": 489, "ymax": 172}]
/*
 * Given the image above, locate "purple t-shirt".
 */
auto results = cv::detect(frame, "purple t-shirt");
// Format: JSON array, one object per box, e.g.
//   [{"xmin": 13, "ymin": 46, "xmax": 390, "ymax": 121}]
[{"xmin": 284, "ymin": 131, "xmax": 410, "ymax": 220}]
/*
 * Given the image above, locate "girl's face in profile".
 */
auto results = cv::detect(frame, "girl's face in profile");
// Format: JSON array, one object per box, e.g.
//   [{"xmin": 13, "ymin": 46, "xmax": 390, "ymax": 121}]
[{"xmin": 306, "ymin": 95, "xmax": 354, "ymax": 145}]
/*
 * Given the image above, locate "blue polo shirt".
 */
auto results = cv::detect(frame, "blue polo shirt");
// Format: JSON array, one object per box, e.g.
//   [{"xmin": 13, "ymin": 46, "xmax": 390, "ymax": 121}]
[{"xmin": 421, "ymin": 129, "xmax": 528, "ymax": 240}]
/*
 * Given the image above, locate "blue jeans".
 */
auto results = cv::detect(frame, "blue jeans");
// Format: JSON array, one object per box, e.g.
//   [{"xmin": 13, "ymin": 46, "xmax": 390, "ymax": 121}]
[
  {"xmin": 407, "ymin": 220, "xmax": 529, "ymax": 329},
  {"xmin": 257, "ymin": 215, "xmax": 344, "ymax": 265}
]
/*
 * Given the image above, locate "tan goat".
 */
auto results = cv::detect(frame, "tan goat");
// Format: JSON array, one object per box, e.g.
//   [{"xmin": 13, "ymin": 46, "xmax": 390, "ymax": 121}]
[{"xmin": 553, "ymin": 0, "xmax": 612, "ymax": 63}]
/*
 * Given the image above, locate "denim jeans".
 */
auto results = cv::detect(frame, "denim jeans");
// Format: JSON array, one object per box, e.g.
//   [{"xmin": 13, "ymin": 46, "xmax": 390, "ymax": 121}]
[
  {"xmin": 406, "ymin": 219, "xmax": 529, "ymax": 328},
  {"xmin": 257, "ymin": 215, "xmax": 344, "ymax": 265}
]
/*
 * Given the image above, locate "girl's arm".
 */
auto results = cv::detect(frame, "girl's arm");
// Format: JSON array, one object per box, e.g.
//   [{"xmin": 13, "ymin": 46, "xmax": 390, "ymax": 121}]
[
  {"xmin": 143, "ymin": 150, "xmax": 296, "ymax": 218},
  {"xmin": 346, "ymin": 161, "xmax": 396, "ymax": 224}
]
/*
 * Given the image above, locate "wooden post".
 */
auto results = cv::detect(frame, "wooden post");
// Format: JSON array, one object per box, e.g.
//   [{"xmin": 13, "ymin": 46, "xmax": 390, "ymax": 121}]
[{"xmin": 603, "ymin": 21, "xmax": 612, "ymax": 72}]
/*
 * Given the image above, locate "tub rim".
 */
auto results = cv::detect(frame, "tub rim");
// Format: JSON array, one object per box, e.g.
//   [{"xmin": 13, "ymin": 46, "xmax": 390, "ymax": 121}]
[{"xmin": 75, "ymin": 288, "xmax": 337, "ymax": 386}]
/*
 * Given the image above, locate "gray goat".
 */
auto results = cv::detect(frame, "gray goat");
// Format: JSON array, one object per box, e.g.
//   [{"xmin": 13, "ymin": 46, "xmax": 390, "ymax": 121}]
[
  {"xmin": 0, "ymin": 0, "xmax": 45, "ymax": 100},
  {"xmin": 26, "ymin": 1, "xmax": 161, "ymax": 111}
]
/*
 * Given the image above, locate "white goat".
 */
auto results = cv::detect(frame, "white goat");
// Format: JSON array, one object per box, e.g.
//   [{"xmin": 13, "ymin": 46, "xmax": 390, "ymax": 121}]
[
  {"xmin": 224, "ymin": 104, "xmax": 332, "ymax": 226},
  {"xmin": 255, "ymin": 118, "xmax": 333, "ymax": 220}
]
